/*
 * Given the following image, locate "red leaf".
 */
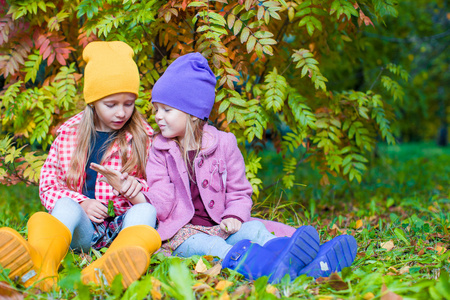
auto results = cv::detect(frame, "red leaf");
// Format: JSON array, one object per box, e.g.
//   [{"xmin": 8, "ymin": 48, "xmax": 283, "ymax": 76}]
[
  {"xmin": 39, "ymin": 38, "xmax": 51, "ymax": 57},
  {"xmin": 47, "ymin": 52, "xmax": 55, "ymax": 66},
  {"xmin": 56, "ymin": 53, "xmax": 65, "ymax": 65}
]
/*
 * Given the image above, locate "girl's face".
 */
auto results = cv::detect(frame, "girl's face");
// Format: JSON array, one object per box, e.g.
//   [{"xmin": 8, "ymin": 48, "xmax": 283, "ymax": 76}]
[
  {"xmin": 93, "ymin": 92, "xmax": 136, "ymax": 132},
  {"xmin": 153, "ymin": 103, "xmax": 189, "ymax": 144}
]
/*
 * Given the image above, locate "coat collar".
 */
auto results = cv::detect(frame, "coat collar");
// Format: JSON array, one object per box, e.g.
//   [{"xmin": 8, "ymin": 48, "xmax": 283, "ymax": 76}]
[{"xmin": 152, "ymin": 123, "xmax": 219, "ymax": 156}]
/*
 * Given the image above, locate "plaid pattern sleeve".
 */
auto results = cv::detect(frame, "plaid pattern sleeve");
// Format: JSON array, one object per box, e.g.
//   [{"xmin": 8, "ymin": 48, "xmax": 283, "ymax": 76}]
[{"xmin": 39, "ymin": 128, "xmax": 89, "ymax": 211}]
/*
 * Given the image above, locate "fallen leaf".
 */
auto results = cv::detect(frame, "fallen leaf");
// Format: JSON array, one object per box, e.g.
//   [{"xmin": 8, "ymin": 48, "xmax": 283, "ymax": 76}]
[
  {"xmin": 192, "ymin": 283, "xmax": 212, "ymax": 293},
  {"xmin": 195, "ymin": 258, "xmax": 208, "ymax": 273},
  {"xmin": 386, "ymin": 272, "xmax": 397, "ymax": 276},
  {"xmin": 428, "ymin": 205, "xmax": 439, "ymax": 213},
  {"xmin": 219, "ymin": 291, "xmax": 230, "ymax": 300},
  {"xmin": 78, "ymin": 253, "xmax": 93, "ymax": 263},
  {"xmin": 0, "ymin": 281, "xmax": 24, "ymax": 300},
  {"xmin": 363, "ymin": 292, "xmax": 375, "ymax": 300},
  {"xmin": 150, "ymin": 277, "xmax": 162, "ymax": 300},
  {"xmin": 388, "ymin": 267, "xmax": 397, "ymax": 273},
  {"xmin": 418, "ymin": 249, "xmax": 425, "ymax": 255},
  {"xmin": 266, "ymin": 284, "xmax": 279, "ymax": 296},
  {"xmin": 381, "ymin": 240, "xmax": 395, "ymax": 251},
  {"xmin": 436, "ymin": 246, "xmax": 447, "ymax": 254},
  {"xmin": 330, "ymin": 223, "xmax": 344, "ymax": 234},
  {"xmin": 316, "ymin": 276, "xmax": 329, "ymax": 284},
  {"xmin": 355, "ymin": 219, "xmax": 363, "ymax": 229},
  {"xmin": 328, "ymin": 273, "xmax": 348, "ymax": 291},
  {"xmin": 399, "ymin": 265, "xmax": 410, "ymax": 275},
  {"xmin": 230, "ymin": 285, "xmax": 251, "ymax": 298},
  {"xmin": 216, "ymin": 280, "xmax": 233, "ymax": 291},
  {"xmin": 381, "ymin": 283, "xmax": 403, "ymax": 300},
  {"xmin": 203, "ymin": 263, "xmax": 222, "ymax": 276}
]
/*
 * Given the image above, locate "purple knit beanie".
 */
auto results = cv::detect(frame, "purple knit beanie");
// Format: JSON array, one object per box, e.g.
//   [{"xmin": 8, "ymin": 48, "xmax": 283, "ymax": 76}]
[{"xmin": 151, "ymin": 53, "xmax": 217, "ymax": 120}]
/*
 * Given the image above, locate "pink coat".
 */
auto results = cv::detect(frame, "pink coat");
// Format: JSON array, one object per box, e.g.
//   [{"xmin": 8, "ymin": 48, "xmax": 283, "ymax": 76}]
[{"xmin": 144, "ymin": 124, "xmax": 295, "ymax": 241}]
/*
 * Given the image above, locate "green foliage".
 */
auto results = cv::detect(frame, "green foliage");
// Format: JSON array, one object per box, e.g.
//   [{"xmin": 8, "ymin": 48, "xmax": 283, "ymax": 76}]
[{"xmin": 1, "ymin": 0, "xmax": 427, "ymax": 193}]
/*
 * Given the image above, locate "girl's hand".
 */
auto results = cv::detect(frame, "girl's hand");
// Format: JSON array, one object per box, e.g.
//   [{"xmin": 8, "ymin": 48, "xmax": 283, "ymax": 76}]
[
  {"xmin": 220, "ymin": 218, "xmax": 242, "ymax": 234},
  {"xmin": 80, "ymin": 199, "xmax": 108, "ymax": 223},
  {"xmin": 117, "ymin": 172, "xmax": 142, "ymax": 199},
  {"xmin": 90, "ymin": 163, "xmax": 142, "ymax": 198}
]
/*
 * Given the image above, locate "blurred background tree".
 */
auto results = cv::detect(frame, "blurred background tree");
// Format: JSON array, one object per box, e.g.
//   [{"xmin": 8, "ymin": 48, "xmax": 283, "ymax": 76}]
[{"xmin": 0, "ymin": 0, "xmax": 447, "ymax": 197}]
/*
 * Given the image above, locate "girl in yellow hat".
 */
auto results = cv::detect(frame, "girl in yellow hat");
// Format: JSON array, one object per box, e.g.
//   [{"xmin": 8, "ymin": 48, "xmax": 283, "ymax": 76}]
[{"xmin": 0, "ymin": 41, "xmax": 161, "ymax": 291}]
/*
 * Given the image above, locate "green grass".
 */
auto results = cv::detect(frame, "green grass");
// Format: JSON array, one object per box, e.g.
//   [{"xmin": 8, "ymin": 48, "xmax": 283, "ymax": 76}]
[{"xmin": 0, "ymin": 142, "xmax": 449, "ymax": 299}]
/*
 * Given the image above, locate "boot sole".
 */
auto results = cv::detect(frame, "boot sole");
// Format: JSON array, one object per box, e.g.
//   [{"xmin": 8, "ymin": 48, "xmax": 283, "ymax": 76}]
[
  {"xmin": 82, "ymin": 246, "xmax": 149, "ymax": 288},
  {"xmin": 0, "ymin": 228, "xmax": 36, "ymax": 283},
  {"xmin": 270, "ymin": 225, "xmax": 320, "ymax": 282},
  {"xmin": 299, "ymin": 235, "xmax": 357, "ymax": 279}
]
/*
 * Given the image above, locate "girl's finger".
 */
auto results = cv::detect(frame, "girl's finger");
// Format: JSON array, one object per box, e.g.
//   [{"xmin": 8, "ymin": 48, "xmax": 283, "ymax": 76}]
[
  {"xmin": 90, "ymin": 163, "xmax": 105, "ymax": 173},
  {"xmin": 121, "ymin": 179, "xmax": 132, "ymax": 194},
  {"xmin": 129, "ymin": 183, "xmax": 142, "ymax": 198},
  {"xmin": 126, "ymin": 180, "xmax": 140, "ymax": 197}
]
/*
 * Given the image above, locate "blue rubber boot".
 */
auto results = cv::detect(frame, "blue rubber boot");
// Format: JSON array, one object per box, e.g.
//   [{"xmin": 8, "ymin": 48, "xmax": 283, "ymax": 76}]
[
  {"xmin": 222, "ymin": 225, "xmax": 320, "ymax": 283},
  {"xmin": 298, "ymin": 235, "xmax": 357, "ymax": 279}
]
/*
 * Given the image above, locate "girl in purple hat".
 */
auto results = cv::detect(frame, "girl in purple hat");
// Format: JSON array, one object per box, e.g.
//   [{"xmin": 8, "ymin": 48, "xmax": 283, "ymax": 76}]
[{"xmin": 142, "ymin": 52, "xmax": 358, "ymax": 282}]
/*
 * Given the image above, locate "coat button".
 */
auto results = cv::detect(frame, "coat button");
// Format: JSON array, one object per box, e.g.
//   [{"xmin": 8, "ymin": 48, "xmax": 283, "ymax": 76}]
[
  {"xmin": 198, "ymin": 158, "xmax": 204, "ymax": 168},
  {"xmin": 209, "ymin": 200, "xmax": 215, "ymax": 208},
  {"xmin": 202, "ymin": 179, "xmax": 208, "ymax": 188}
]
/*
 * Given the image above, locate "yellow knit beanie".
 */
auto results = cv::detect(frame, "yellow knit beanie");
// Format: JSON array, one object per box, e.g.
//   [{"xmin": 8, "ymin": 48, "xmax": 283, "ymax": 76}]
[{"xmin": 83, "ymin": 41, "xmax": 139, "ymax": 104}]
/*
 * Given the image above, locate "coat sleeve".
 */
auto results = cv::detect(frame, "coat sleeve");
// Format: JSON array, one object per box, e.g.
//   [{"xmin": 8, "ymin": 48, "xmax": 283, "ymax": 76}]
[
  {"xmin": 221, "ymin": 133, "xmax": 253, "ymax": 221},
  {"xmin": 142, "ymin": 147, "xmax": 177, "ymax": 221},
  {"xmin": 39, "ymin": 135, "xmax": 89, "ymax": 211}
]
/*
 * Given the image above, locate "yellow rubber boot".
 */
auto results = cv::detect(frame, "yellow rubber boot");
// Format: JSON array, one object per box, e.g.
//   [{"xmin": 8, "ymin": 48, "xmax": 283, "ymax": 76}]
[
  {"xmin": 0, "ymin": 227, "xmax": 38, "ymax": 285},
  {"xmin": 81, "ymin": 225, "xmax": 161, "ymax": 288},
  {"xmin": 25, "ymin": 212, "xmax": 72, "ymax": 291}
]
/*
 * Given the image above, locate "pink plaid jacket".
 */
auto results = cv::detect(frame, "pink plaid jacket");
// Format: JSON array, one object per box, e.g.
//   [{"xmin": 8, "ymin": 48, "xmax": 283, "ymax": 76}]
[{"xmin": 39, "ymin": 112, "xmax": 154, "ymax": 215}]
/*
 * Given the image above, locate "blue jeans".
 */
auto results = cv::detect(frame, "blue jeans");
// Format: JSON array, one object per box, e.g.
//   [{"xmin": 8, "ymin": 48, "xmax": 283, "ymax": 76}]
[
  {"xmin": 51, "ymin": 197, "xmax": 157, "ymax": 253},
  {"xmin": 172, "ymin": 220, "xmax": 276, "ymax": 259}
]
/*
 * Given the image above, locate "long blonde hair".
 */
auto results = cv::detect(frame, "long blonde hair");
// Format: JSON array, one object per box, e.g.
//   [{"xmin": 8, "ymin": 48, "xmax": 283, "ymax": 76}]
[
  {"xmin": 66, "ymin": 105, "xmax": 149, "ymax": 191},
  {"xmin": 180, "ymin": 117, "xmax": 207, "ymax": 165}
]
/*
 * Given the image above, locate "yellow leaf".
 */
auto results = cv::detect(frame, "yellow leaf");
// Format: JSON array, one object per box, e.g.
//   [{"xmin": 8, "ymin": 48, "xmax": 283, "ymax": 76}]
[
  {"xmin": 363, "ymin": 292, "xmax": 375, "ymax": 300},
  {"xmin": 151, "ymin": 277, "xmax": 162, "ymax": 300},
  {"xmin": 381, "ymin": 240, "xmax": 395, "ymax": 251},
  {"xmin": 355, "ymin": 219, "xmax": 363, "ymax": 229},
  {"xmin": 216, "ymin": 280, "xmax": 233, "ymax": 291},
  {"xmin": 266, "ymin": 284, "xmax": 278, "ymax": 295},
  {"xmin": 436, "ymin": 246, "xmax": 447, "ymax": 254},
  {"xmin": 195, "ymin": 257, "xmax": 208, "ymax": 273},
  {"xmin": 388, "ymin": 267, "xmax": 397, "ymax": 273},
  {"xmin": 219, "ymin": 291, "xmax": 230, "ymax": 300},
  {"xmin": 428, "ymin": 205, "xmax": 439, "ymax": 213}
]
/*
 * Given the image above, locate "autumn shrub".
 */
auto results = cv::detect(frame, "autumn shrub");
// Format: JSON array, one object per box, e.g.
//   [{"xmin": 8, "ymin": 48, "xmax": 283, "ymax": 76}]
[{"xmin": 0, "ymin": 0, "xmax": 407, "ymax": 197}]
